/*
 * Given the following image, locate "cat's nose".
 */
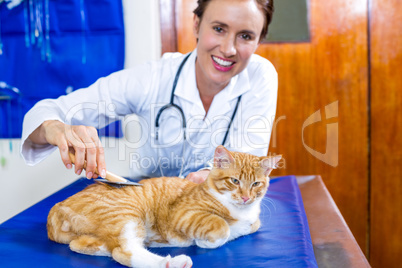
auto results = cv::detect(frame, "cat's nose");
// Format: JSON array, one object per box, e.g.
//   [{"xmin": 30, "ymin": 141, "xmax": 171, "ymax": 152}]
[{"xmin": 241, "ymin": 196, "xmax": 250, "ymax": 203}]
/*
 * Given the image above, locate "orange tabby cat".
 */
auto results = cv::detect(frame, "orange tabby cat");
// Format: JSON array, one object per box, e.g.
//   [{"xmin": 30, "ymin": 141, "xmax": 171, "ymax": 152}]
[{"xmin": 47, "ymin": 145, "xmax": 281, "ymax": 268}]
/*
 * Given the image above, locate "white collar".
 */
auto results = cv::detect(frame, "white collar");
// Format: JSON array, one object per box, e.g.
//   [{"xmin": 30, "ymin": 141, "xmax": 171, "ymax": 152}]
[{"xmin": 173, "ymin": 50, "xmax": 201, "ymax": 106}]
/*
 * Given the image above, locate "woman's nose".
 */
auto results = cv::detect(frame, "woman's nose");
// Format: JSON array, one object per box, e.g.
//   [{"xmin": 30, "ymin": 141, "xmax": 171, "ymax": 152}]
[{"xmin": 220, "ymin": 36, "xmax": 236, "ymax": 57}]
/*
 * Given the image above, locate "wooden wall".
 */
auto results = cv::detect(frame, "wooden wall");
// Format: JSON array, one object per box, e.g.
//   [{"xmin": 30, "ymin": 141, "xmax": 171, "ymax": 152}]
[
  {"xmin": 160, "ymin": 0, "xmax": 402, "ymax": 266},
  {"xmin": 259, "ymin": 0, "xmax": 370, "ymax": 254},
  {"xmin": 370, "ymin": 0, "xmax": 402, "ymax": 267}
]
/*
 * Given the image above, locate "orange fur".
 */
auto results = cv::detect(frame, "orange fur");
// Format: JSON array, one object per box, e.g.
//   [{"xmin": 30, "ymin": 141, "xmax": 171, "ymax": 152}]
[{"xmin": 47, "ymin": 146, "xmax": 281, "ymax": 268}]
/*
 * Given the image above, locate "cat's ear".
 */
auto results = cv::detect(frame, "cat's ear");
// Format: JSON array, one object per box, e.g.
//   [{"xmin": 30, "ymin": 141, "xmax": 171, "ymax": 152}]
[
  {"xmin": 213, "ymin": 145, "xmax": 235, "ymax": 169},
  {"xmin": 259, "ymin": 155, "xmax": 282, "ymax": 176}
]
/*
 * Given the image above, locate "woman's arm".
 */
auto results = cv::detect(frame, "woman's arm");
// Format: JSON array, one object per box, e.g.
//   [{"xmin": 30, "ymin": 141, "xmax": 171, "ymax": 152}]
[{"xmin": 21, "ymin": 65, "xmax": 154, "ymax": 178}]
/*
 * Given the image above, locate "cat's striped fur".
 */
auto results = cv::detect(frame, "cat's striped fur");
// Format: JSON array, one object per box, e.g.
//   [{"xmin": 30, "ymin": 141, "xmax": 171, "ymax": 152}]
[{"xmin": 47, "ymin": 146, "xmax": 281, "ymax": 268}]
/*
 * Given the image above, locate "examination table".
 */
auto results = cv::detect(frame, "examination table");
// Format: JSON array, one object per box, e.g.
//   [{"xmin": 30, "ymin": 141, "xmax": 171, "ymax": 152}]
[{"xmin": 0, "ymin": 176, "xmax": 324, "ymax": 267}]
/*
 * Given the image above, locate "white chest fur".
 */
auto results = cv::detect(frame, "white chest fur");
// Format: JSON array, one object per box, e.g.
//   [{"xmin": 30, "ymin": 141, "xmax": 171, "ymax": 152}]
[{"xmin": 210, "ymin": 190, "xmax": 261, "ymax": 241}]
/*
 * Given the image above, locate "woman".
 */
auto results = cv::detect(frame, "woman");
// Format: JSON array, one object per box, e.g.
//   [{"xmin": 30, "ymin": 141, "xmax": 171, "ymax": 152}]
[{"xmin": 22, "ymin": 0, "xmax": 277, "ymax": 183}]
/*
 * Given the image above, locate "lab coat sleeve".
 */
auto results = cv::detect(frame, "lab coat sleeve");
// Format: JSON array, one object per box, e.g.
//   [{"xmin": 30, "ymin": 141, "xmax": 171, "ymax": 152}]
[
  {"xmin": 21, "ymin": 62, "xmax": 158, "ymax": 166},
  {"xmin": 230, "ymin": 59, "xmax": 278, "ymax": 157}
]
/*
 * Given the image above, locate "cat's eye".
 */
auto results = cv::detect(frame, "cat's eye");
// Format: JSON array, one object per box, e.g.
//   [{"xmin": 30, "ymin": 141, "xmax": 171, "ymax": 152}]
[
  {"xmin": 252, "ymin": 182, "xmax": 261, "ymax": 187},
  {"xmin": 231, "ymin": 178, "xmax": 240, "ymax": 185}
]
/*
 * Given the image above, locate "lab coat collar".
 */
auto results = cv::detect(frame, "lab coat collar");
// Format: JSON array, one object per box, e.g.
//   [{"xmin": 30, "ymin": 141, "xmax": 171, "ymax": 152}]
[
  {"xmin": 174, "ymin": 49, "xmax": 251, "ymax": 114},
  {"xmin": 228, "ymin": 66, "xmax": 251, "ymax": 100},
  {"xmin": 173, "ymin": 50, "xmax": 200, "ymax": 105}
]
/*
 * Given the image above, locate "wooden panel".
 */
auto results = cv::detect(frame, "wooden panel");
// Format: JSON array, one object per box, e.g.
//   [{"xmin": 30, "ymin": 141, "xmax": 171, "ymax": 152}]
[
  {"xmin": 370, "ymin": 0, "xmax": 402, "ymax": 266},
  {"xmin": 174, "ymin": 0, "xmax": 369, "ymax": 253},
  {"xmin": 159, "ymin": 0, "xmax": 178, "ymax": 53},
  {"xmin": 176, "ymin": 0, "xmax": 197, "ymax": 53},
  {"xmin": 257, "ymin": 0, "xmax": 369, "ymax": 253}
]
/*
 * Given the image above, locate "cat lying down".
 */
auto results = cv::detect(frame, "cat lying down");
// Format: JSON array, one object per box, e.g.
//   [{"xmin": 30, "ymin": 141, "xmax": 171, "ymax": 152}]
[{"xmin": 47, "ymin": 146, "xmax": 281, "ymax": 268}]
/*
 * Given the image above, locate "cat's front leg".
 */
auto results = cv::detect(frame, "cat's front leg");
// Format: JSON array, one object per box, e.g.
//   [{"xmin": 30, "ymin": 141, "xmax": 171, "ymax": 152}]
[
  {"xmin": 192, "ymin": 215, "xmax": 230, "ymax": 249},
  {"xmin": 250, "ymin": 219, "xmax": 261, "ymax": 234},
  {"xmin": 195, "ymin": 236, "xmax": 229, "ymax": 249}
]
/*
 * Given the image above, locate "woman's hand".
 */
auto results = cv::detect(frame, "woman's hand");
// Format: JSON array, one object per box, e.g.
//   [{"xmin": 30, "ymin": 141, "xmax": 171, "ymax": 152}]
[
  {"xmin": 28, "ymin": 120, "xmax": 106, "ymax": 179},
  {"xmin": 185, "ymin": 170, "xmax": 210, "ymax": 184}
]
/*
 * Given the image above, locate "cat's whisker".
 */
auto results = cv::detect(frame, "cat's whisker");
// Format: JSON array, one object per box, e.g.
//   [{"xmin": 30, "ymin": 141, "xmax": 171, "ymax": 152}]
[
  {"xmin": 260, "ymin": 196, "xmax": 277, "ymax": 222},
  {"xmin": 263, "ymin": 197, "xmax": 277, "ymax": 212},
  {"xmin": 260, "ymin": 201, "xmax": 272, "ymax": 221}
]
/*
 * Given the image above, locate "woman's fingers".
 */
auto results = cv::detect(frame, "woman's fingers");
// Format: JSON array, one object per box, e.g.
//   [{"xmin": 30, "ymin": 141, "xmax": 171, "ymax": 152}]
[
  {"xmin": 42, "ymin": 121, "xmax": 73, "ymax": 170},
  {"xmin": 42, "ymin": 120, "xmax": 106, "ymax": 179},
  {"xmin": 71, "ymin": 126, "xmax": 97, "ymax": 178},
  {"xmin": 58, "ymin": 139, "xmax": 73, "ymax": 170},
  {"xmin": 95, "ymin": 141, "xmax": 106, "ymax": 178},
  {"xmin": 58, "ymin": 124, "xmax": 104, "ymax": 179},
  {"xmin": 65, "ymin": 126, "xmax": 84, "ymax": 175},
  {"xmin": 79, "ymin": 127, "xmax": 97, "ymax": 179}
]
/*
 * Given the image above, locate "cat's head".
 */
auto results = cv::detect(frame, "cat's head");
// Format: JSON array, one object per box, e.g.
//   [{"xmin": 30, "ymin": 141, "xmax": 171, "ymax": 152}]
[{"xmin": 207, "ymin": 146, "xmax": 282, "ymax": 207}]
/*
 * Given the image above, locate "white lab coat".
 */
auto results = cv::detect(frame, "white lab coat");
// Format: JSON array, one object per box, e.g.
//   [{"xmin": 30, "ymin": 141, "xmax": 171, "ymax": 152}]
[{"xmin": 21, "ymin": 50, "xmax": 278, "ymax": 178}]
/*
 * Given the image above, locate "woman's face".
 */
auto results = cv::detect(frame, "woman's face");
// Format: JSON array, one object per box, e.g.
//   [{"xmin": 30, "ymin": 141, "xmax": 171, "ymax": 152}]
[{"xmin": 194, "ymin": 0, "xmax": 265, "ymax": 90}]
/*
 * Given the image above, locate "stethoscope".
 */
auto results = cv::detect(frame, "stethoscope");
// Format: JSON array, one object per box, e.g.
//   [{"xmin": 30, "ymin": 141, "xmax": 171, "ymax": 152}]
[{"xmin": 155, "ymin": 52, "xmax": 242, "ymax": 178}]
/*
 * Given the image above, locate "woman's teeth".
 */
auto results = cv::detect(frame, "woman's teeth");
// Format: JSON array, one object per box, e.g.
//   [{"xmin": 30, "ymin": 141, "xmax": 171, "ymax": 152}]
[{"xmin": 212, "ymin": 56, "xmax": 234, "ymax": 67}]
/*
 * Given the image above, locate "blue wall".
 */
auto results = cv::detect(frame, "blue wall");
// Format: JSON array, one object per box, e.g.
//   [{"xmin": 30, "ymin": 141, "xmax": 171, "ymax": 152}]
[{"xmin": 0, "ymin": 0, "xmax": 125, "ymax": 138}]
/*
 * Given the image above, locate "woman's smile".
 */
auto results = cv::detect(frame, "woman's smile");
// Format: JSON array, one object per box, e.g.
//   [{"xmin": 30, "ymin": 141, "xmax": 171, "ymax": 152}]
[{"xmin": 211, "ymin": 55, "xmax": 236, "ymax": 72}]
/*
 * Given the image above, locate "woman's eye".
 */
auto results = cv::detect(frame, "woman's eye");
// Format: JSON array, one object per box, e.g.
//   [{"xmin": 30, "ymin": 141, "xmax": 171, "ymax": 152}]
[
  {"xmin": 231, "ymin": 178, "xmax": 240, "ymax": 185},
  {"xmin": 213, "ymin": 26, "xmax": 223, "ymax": 33},
  {"xmin": 240, "ymin": 33, "xmax": 251, "ymax": 40},
  {"xmin": 252, "ymin": 182, "xmax": 261, "ymax": 187}
]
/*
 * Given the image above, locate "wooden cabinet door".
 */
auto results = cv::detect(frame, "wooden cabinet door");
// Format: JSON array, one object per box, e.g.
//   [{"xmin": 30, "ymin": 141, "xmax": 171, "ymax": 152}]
[{"xmin": 370, "ymin": 0, "xmax": 402, "ymax": 267}]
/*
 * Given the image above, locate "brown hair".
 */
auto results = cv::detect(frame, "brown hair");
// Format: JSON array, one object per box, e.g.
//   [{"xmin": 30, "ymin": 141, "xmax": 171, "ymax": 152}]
[{"xmin": 193, "ymin": 0, "xmax": 274, "ymax": 41}]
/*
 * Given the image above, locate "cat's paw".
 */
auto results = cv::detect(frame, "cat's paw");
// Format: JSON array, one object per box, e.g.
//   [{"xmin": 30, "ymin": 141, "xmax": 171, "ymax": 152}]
[
  {"xmin": 161, "ymin": 254, "xmax": 192, "ymax": 268},
  {"xmin": 195, "ymin": 237, "xmax": 228, "ymax": 249}
]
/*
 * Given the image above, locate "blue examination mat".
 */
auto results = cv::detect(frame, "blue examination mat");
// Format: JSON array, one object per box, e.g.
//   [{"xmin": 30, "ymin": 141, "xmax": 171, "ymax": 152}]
[{"xmin": 0, "ymin": 176, "xmax": 317, "ymax": 267}]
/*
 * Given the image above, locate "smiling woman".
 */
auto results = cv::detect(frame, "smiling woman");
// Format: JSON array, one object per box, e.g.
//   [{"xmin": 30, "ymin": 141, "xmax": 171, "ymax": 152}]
[
  {"xmin": 193, "ymin": 0, "xmax": 273, "ymax": 114},
  {"xmin": 22, "ymin": 0, "xmax": 278, "ymax": 186}
]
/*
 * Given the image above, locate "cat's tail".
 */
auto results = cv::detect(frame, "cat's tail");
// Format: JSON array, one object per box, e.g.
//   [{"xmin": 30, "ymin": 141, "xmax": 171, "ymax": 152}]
[{"xmin": 47, "ymin": 203, "xmax": 93, "ymax": 244}]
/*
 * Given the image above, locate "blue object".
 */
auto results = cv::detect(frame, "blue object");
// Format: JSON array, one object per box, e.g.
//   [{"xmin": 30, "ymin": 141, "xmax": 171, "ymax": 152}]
[
  {"xmin": 0, "ymin": 176, "xmax": 318, "ymax": 267},
  {"xmin": 0, "ymin": 0, "xmax": 125, "ymax": 138}
]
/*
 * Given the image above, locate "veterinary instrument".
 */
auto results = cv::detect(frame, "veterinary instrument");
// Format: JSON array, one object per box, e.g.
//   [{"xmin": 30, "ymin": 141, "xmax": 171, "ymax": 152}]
[{"xmin": 68, "ymin": 152, "xmax": 142, "ymax": 187}]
